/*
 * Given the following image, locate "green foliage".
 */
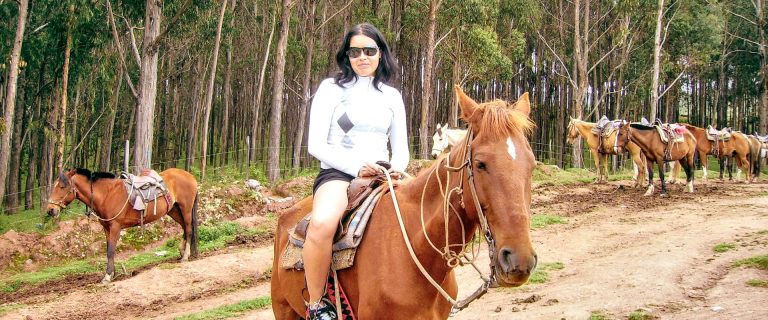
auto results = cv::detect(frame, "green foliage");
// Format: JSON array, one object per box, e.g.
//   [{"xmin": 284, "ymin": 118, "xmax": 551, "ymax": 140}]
[
  {"xmin": 0, "ymin": 202, "xmax": 84, "ymax": 235},
  {"xmin": 174, "ymin": 296, "xmax": 272, "ymax": 320},
  {"xmin": 732, "ymin": 255, "xmax": 768, "ymax": 270},
  {"xmin": 589, "ymin": 311, "xmax": 611, "ymax": 320},
  {"xmin": 713, "ymin": 243, "xmax": 736, "ymax": 253},
  {"xmin": 121, "ymin": 224, "xmax": 166, "ymax": 250}
]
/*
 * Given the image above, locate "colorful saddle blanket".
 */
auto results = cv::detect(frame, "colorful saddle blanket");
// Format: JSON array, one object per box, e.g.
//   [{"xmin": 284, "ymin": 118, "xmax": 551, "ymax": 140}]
[
  {"xmin": 655, "ymin": 123, "xmax": 686, "ymax": 143},
  {"xmin": 706, "ymin": 126, "xmax": 732, "ymax": 141}
]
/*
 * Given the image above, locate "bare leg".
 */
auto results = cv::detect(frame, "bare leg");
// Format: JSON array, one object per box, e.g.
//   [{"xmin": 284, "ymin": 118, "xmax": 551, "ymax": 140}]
[{"xmin": 303, "ymin": 180, "xmax": 350, "ymax": 305}]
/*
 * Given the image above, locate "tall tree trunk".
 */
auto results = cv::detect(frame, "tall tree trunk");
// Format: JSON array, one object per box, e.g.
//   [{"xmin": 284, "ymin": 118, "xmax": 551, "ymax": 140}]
[
  {"xmin": 571, "ymin": 0, "xmax": 587, "ymax": 168},
  {"xmin": 200, "ymin": 0, "xmax": 229, "ymax": 181},
  {"xmin": 650, "ymin": 0, "xmax": 665, "ymax": 122},
  {"xmin": 221, "ymin": 0, "xmax": 237, "ymax": 167},
  {"xmin": 100, "ymin": 66, "xmax": 123, "ymax": 172},
  {"xmin": 56, "ymin": 4, "xmax": 75, "ymax": 172},
  {"xmin": 757, "ymin": 0, "xmax": 768, "ymax": 134},
  {"xmin": 267, "ymin": 0, "xmax": 294, "ymax": 182},
  {"xmin": 251, "ymin": 2, "xmax": 277, "ymax": 163},
  {"xmin": 134, "ymin": 0, "xmax": 162, "ymax": 173},
  {"xmin": 0, "ymin": 0, "xmax": 29, "ymax": 210},
  {"xmin": 419, "ymin": 0, "xmax": 441, "ymax": 159},
  {"xmin": 293, "ymin": 0, "xmax": 317, "ymax": 174},
  {"xmin": 6, "ymin": 75, "xmax": 26, "ymax": 212}
]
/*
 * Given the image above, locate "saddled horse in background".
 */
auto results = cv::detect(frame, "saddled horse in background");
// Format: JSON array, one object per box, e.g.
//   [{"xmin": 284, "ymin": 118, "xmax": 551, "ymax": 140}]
[
  {"xmin": 46, "ymin": 168, "xmax": 199, "ymax": 283},
  {"xmin": 431, "ymin": 123, "xmax": 468, "ymax": 158},
  {"xmin": 747, "ymin": 134, "xmax": 764, "ymax": 182},
  {"xmin": 567, "ymin": 118, "xmax": 647, "ymax": 186},
  {"xmin": 615, "ymin": 122, "xmax": 697, "ymax": 196},
  {"xmin": 672, "ymin": 124, "xmax": 753, "ymax": 183},
  {"xmin": 272, "ymin": 86, "xmax": 538, "ymax": 319}
]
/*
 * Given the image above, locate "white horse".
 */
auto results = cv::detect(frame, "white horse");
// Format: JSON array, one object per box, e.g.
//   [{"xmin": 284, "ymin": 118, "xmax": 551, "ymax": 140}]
[{"xmin": 431, "ymin": 123, "xmax": 468, "ymax": 158}]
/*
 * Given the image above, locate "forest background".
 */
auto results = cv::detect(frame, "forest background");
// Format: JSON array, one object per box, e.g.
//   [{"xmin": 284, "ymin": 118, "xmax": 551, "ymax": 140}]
[{"xmin": 1, "ymin": 0, "xmax": 767, "ymax": 214}]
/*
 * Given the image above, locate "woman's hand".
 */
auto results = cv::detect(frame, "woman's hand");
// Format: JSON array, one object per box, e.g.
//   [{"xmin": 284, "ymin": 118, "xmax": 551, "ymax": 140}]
[{"xmin": 358, "ymin": 162, "xmax": 386, "ymax": 177}]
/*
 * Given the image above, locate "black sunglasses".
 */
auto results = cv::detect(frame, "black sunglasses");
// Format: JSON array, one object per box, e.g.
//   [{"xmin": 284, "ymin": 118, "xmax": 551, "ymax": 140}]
[{"xmin": 346, "ymin": 46, "xmax": 379, "ymax": 58}]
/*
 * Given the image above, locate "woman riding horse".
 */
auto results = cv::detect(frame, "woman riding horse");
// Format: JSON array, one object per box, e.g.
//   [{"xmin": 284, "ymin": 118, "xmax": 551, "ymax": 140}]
[{"xmin": 271, "ymin": 86, "xmax": 538, "ymax": 319}]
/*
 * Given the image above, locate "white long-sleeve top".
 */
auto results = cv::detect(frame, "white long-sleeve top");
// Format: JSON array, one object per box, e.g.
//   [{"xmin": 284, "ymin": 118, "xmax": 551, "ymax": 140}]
[{"xmin": 307, "ymin": 76, "xmax": 409, "ymax": 177}]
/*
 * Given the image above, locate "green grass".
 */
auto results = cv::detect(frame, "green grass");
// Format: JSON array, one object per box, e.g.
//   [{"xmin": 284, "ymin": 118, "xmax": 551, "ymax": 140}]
[
  {"xmin": 0, "ymin": 221, "xmax": 271, "ymax": 293},
  {"xmin": 746, "ymin": 279, "xmax": 768, "ymax": 287},
  {"xmin": 0, "ymin": 302, "xmax": 25, "ymax": 316},
  {"xmin": 713, "ymin": 243, "xmax": 736, "ymax": 253},
  {"xmin": 531, "ymin": 215, "xmax": 566, "ymax": 229},
  {"xmin": 732, "ymin": 255, "xmax": 768, "ymax": 270},
  {"xmin": 527, "ymin": 262, "xmax": 565, "ymax": 284},
  {"xmin": 174, "ymin": 296, "xmax": 271, "ymax": 320},
  {"xmin": 589, "ymin": 311, "xmax": 611, "ymax": 320},
  {"xmin": 0, "ymin": 202, "xmax": 85, "ymax": 235},
  {"xmin": 628, "ymin": 309, "xmax": 654, "ymax": 320}
]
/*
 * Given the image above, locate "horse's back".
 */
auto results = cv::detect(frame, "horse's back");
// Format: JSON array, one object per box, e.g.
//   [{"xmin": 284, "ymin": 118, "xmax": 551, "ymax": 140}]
[{"xmin": 159, "ymin": 168, "xmax": 198, "ymax": 201}]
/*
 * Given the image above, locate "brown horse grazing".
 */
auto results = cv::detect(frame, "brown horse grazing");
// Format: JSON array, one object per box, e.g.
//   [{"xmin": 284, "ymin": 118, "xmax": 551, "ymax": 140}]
[
  {"xmin": 45, "ymin": 168, "xmax": 199, "ymax": 283},
  {"xmin": 615, "ymin": 123, "xmax": 697, "ymax": 197},
  {"xmin": 272, "ymin": 86, "xmax": 538, "ymax": 319},
  {"xmin": 567, "ymin": 118, "xmax": 647, "ymax": 187}
]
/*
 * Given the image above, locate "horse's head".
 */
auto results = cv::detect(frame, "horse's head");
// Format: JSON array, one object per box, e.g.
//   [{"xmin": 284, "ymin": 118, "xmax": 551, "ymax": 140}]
[
  {"xmin": 431, "ymin": 123, "xmax": 450, "ymax": 158},
  {"xmin": 566, "ymin": 118, "xmax": 580, "ymax": 144},
  {"xmin": 453, "ymin": 86, "xmax": 537, "ymax": 287},
  {"xmin": 45, "ymin": 169, "xmax": 79, "ymax": 217},
  {"xmin": 614, "ymin": 121, "xmax": 632, "ymax": 152}
]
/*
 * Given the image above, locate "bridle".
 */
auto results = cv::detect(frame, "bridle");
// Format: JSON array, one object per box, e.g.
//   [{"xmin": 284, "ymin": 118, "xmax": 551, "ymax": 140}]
[
  {"xmin": 385, "ymin": 126, "xmax": 500, "ymax": 314},
  {"xmin": 46, "ymin": 179, "xmax": 78, "ymax": 209}
]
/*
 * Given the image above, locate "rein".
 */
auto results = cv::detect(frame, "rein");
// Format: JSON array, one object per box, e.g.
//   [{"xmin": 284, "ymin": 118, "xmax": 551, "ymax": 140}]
[{"xmin": 384, "ymin": 128, "xmax": 498, "ymax": 314}]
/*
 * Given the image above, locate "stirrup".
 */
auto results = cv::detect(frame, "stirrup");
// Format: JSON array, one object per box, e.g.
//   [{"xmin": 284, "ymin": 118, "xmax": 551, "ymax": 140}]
[{"xmin": 306, "ymin": 296, "xmax": 338, "ymax": 320}]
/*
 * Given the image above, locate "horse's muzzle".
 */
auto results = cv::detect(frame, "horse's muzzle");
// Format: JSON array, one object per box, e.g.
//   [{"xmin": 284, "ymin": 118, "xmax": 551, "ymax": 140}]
[
  {"xmin": 495, "ymin": 247, "xmax": 537, "ymax": 286},
  {"xmin": 47, "ymin": 206, "xmax": 60, "ymax": 218}
]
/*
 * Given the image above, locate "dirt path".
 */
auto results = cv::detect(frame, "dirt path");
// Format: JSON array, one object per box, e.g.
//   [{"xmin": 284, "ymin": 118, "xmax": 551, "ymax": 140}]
[{"xmin": 3, "ymin": 180, "xmax": 767, "ymax": 320}]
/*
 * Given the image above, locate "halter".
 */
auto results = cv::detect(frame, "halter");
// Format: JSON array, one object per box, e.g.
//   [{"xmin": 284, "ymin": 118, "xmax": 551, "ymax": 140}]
[
  {"xmin": 46, "ymin": 180, "xmax": 78, "ymax": 209},
  {"xmin": 385, "ymin": 127, "xmax": 499, "ymax": 314}
]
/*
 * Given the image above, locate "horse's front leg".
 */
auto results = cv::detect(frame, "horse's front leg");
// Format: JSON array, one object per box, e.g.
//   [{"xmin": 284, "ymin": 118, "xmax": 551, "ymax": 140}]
[
  {"xmin": 602, "ymin": 154, "xmax": 610, "ymax": 183},
  {"xmin": 103, "ymin": 224, "xmax": 121, "ymax": 283},
  {"xmin": 644, "ymin": 159, "xmax": 655, "ymax": 196},
  {"xmin": 591, "ymin": 150, "xmax": 602, "ymax": 183},
  {"xmin": 658, "ymin": 161, "xmax": 668, "ymax": 197}
]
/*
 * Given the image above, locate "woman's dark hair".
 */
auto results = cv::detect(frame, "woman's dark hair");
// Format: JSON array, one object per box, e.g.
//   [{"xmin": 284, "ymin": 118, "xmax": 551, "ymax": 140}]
[{"xmin": 334, "ymin": 23, "xmax": 397, "ymax": 91}]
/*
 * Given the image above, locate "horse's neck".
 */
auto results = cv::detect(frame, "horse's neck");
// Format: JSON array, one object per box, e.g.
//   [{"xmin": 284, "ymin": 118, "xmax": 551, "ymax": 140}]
[
  {"xmin": 398, "ymin": 161, "xmax": 478, "ymax": 253},
  {"xmin": 72, "ymin": 176, "xmax": 121, "ymax": 212},
  {"xmin": 575, "ymin": 122, "xmax": 595, "ymax": 138}
]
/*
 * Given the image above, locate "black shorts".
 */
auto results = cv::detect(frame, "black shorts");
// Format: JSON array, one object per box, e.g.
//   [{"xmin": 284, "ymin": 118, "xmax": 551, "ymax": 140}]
[{"xmin": 312, "ymin": 168, "xmax": 355, "ymax": 194}]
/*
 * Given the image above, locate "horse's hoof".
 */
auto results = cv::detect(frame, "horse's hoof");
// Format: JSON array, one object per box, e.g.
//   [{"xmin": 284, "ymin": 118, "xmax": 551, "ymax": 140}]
[
  {"xmin": 660, "ymin": 193, "xmax": 669, "ymax": 198},
  {"xmin": 101, "ymin": 274, "xmax": 113, "ymax": 284}
]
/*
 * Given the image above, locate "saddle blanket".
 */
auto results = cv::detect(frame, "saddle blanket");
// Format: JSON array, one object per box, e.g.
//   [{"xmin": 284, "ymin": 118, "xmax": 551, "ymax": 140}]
[{"xmin": 120, "ymin": 170, "xmax": 172, "ymax": 212}]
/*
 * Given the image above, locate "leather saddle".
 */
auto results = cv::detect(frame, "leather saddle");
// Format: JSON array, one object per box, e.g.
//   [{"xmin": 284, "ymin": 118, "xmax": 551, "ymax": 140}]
[
  {"xmin": 655, "ymin": 123, "xmax": 685, "ymax": 143},
  {"xmin": 281, "ymin": 162, "xmax": 399, "ymax": 270},
  {"xmin": 706, "ymin": 126, "xmax": 732, "ymax": 141},
  {"xmin": 120, "ymin": 170, "xmax": 172, "ymax": 213}
]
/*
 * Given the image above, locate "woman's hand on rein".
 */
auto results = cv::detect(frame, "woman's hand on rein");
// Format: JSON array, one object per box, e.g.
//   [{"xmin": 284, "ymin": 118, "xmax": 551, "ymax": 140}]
[{"xmin": 358, "ymin": 162, "xmax": 386, "ymax": 177}]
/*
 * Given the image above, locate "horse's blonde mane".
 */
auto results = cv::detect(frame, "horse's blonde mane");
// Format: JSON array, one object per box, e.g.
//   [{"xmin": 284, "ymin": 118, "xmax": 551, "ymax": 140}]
[{"xmin": 475, "ymin": 100, "xmax": 534, "ymax": 141}]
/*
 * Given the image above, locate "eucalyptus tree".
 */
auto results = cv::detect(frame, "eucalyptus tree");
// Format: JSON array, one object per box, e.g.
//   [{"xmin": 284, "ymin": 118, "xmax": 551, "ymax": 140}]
[{"xmin": 0, "ymin": 0, "xmax": 29, "ymax": 211}]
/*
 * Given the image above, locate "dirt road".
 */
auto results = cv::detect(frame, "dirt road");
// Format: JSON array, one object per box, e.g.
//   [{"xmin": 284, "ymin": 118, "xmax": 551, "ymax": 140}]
[{"xmin": 3, "ymin": 180, "xmax": 767, "ymax": 320}]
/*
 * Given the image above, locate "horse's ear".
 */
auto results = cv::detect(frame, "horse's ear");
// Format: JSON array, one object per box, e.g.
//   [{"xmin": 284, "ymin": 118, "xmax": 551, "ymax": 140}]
[
  {"xmin": 455, "ymin": 85, "xmax": 482, "ymax": 126},
  {"xmin": 514, "ymin": 92, "xmax": 531, "ymax": 117},
  {"xmin": 436, "ymin": 125, "xmax": 442, "ymax": 135}
]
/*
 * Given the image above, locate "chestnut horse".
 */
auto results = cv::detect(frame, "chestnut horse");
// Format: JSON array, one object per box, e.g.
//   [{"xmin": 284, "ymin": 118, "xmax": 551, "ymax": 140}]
[
  {"xmin": 272, "ymin": 86, "xmax": 538, "ymax": 319},
  {"xmin": 45, "ymin": 168, "xmax": 198, "ymax": 283},
  {"xmin": 566, "ymin": 118, "xmax": 647, "ymax": 186},
  {"xmin": 615, "ymin": 123, "xmax": 697, "ymax": 196},
  {"xmin": 672, "ymin": 124, "xmax": 753, "ymax": 182}
]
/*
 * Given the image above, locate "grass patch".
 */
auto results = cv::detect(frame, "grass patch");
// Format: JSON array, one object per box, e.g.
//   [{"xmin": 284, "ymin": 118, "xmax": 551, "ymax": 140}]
[
  {"xmin": 746, "ymin": 279, "xmax": 768, "ymax": 287},
  {"xmin": 732, "ymin": 255, "xmax": 768, "ymax": 270},
  {"xmin": 757, "ymin": 230, "xmax": 768, "ymax": 235},
  {"xmin": 628, "ymin": 309, "xmax": 654, "ymax": 320},
  {"xmin": 713, "ymin": 243, "xmax": 736, "ymax": 253},
  {"xmin": 0, "ymin": 302, "xmax": 25, "ymax": 316},
  {"xmin": 527, "ymin": 262, "xmax": 565, "ymax": 284},
  {"xmin": 0, "ymin": 202, "xmax": 85, "ymax": 235},
  {"xmin": 589, "ymin": 311, "xmax": 611, "ymax": 320},
  {"xmin": 531, "ymin": 215, "xmax": 566, "ymax": 229},
  {"xmin": 174, "ymin": 296, "xmax": 271, "ymax": 320}
]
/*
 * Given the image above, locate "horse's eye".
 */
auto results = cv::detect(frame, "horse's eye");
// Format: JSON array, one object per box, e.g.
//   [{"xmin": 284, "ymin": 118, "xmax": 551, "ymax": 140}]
[{"xmin": 477, "ymin": 161, "xmax": 487, "ymax": 170}]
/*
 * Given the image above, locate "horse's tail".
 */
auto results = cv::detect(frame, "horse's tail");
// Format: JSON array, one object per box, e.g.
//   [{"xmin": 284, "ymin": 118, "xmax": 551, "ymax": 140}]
[{"xmin": 191, "ymin": 191, "xmax": 199, "ymax": 259}]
